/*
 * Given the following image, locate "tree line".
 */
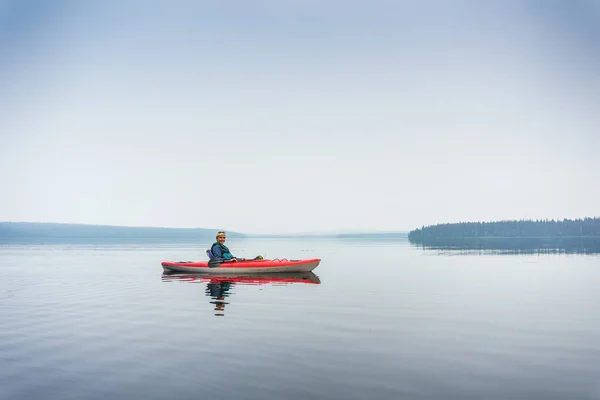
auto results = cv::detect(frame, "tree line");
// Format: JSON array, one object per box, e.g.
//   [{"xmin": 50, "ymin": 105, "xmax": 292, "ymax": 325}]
[{"xmin": 408, "ymin": 217, "xmax": 600, "ymax": 240}]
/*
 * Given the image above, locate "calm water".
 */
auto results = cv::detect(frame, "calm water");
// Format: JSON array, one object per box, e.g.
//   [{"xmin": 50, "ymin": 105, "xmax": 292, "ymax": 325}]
[{"xmin": 1, "ymin": 238, "xmax": 599, "ymax": 400}]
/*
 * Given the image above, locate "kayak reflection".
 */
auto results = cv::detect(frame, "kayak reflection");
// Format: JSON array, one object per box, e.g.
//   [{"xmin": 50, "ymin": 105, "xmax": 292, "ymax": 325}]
[
  {"xmin": 161, "ymin": 271, "xmax": 321, "ymax": 316},
  {"xmin": 206, "ymin": 281, "xmax": 232, "ymax": 317}
]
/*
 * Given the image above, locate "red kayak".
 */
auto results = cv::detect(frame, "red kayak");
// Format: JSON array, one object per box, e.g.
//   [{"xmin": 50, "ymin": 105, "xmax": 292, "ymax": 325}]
[{"xmin": 161, "ymin": 258, "xmax": 321, "ymax": 274}]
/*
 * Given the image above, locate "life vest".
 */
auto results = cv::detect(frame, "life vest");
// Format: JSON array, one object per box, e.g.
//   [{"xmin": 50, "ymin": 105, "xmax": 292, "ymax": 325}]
[{"xmin": 211, "ymin": 242, "xmax": 233, "ymax": 259}]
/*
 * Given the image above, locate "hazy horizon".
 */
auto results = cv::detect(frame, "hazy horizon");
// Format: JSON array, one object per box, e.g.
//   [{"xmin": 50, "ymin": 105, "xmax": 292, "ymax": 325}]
[
  {"xmin": 2, "ymin": 1, "xmax": 599, "ymax": 234},
  {"xmin": 3, "ymin": 216, "xmax": 599, "ymax": 237},
  {"xmin": 0, "ymin": 220, "xmax": 411, "ymax": 235}
]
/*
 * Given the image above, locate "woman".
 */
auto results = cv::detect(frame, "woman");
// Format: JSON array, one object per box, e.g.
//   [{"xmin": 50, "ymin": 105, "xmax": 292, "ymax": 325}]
[
  {"xmin": 210, "ymin": 231, "xmax": 263, "ymax": 262},
  {"xmin": 210, "ymin": 231, "xmax": 243, "ymax": 261}
]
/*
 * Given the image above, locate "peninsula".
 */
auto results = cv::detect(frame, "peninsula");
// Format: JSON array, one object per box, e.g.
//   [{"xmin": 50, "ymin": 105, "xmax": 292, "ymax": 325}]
[{"xmin": 408, "ymin": 217, "xmax": 600, "ymax": 241}]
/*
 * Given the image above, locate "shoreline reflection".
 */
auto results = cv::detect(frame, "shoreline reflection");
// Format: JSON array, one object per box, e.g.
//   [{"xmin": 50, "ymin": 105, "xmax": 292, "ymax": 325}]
[{"xmin": 409, "ymin": 237, "xmax": 600, "ymax": 254}]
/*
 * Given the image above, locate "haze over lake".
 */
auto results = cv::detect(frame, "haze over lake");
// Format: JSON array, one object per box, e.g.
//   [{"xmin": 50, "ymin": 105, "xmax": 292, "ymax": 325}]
[{"xmin": 2, "ymin": 1, "xmax": 599, "ymax": 398}]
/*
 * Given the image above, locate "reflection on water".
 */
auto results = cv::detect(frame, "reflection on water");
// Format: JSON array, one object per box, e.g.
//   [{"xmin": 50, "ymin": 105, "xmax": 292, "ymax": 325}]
[
  {"xmin": 409, "ymin": 236, "xmax": 600, "ymax": 254},
  {"xmin": 162, "ymin": 272, "xmax": 321, "ymax": 316},
  {"xmin": 206, "ymin": 281, "xmax": 232, "ymax": 316}
]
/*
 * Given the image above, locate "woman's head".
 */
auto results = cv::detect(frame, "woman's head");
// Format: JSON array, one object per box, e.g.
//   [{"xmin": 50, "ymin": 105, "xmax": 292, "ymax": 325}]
[{"xmin": 216, "ymin": 231, "xmax": 226, "ymax": 243}]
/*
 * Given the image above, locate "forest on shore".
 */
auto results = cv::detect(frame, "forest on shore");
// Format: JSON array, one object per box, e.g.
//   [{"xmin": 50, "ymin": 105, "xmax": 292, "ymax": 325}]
[{"xmin": 408, "ymin": 218, "xmax": 600, "ymax": 240}]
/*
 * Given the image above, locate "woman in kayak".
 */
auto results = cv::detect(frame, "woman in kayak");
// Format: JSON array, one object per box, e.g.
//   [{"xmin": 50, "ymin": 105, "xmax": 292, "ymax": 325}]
[
  {"xmin": 211, "ymin": 231, "xmax": 243, "ymax": 262},
  {"xmin": 210, "ymin": 231, "xmax": 263, "ymax": 262}
]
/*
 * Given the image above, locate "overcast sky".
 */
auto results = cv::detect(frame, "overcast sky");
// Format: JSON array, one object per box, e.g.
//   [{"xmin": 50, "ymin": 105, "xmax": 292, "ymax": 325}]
[{"xmin": 1, "ymin": 0, "xmax": 599, "ymax": 234}]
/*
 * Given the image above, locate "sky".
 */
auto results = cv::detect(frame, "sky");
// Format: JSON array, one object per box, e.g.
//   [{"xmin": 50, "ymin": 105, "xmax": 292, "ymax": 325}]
[{"xmin": 1, "ymin": 0, "xmax": 599, "ymax": 234}]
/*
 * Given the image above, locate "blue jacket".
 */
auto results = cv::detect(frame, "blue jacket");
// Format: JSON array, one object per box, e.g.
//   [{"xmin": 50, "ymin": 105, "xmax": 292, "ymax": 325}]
[{"xmin": 211, "ymin": 242, "xmax": 235, "ymax": 260}]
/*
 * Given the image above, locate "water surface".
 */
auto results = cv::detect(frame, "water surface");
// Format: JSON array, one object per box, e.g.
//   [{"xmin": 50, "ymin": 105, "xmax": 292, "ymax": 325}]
[{"xmin": 1, "ymin": 238, "xmax": 599, "ymax": 399}]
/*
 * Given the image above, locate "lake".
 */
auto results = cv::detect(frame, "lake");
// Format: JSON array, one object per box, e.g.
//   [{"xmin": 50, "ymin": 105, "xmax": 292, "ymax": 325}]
[{"xmin": 1, "ymin": 238, "xmax": 599, "ymax": 400}]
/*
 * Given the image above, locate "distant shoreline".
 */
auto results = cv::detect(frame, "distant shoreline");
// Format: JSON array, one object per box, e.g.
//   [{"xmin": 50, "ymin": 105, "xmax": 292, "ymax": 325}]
[
  {"xmin": 409, "ymin": 218, "xmax": 600, "ymax": 241},
  {"xmin": 411, "ymin": 236, "xmax": 600, "ymax": 239},
  {"xmin": 0, "ymin": 222, "xmax": 408, "ymax": 240}
]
